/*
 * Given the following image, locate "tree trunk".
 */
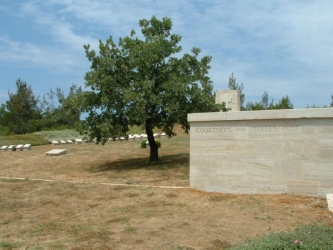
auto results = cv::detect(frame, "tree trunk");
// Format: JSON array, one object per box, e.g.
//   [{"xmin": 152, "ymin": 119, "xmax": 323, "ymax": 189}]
[{"xmin": 146, "ymin": 123, "xmax": 158, "ymax": 162}]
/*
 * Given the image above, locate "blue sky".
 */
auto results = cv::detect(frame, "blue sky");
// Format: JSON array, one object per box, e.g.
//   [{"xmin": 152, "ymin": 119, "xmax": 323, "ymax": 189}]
[{"xmin": 0, "ymin": 0, "xmax": 332, "ymax": 109}]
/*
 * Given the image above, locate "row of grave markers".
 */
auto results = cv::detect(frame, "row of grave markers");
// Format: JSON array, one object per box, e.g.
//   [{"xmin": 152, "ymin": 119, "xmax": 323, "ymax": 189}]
[
  {"xmin": 0, "ymin": 144, "xmax": 32, "ymax": 151},
  {"xmin": 1, "ymin": 133, "xmax": 167, "ymax": 150},
  {"xmin": 51, "ymin": 139, "xmax": 84, "ymax": 145},
  {"xmin": 92, "ymin": 133, "xmax": 167, "ymax": 142},
  {"xmin": 124, "ymin": 133, "xmax": 166, "ymax": 140},
  {"xmin": 52, "ymin": 133, "xmax": 166, "ymax": 144}
]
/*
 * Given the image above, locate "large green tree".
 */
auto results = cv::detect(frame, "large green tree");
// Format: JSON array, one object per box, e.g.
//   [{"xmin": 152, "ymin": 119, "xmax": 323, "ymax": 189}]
[
  {"xmin": 82, "ymin": 16, "xmax": 220, "ymax": 161},
  {"xmin": 5, "ymin": 78, "xmax": 42, "ymax": 134}
]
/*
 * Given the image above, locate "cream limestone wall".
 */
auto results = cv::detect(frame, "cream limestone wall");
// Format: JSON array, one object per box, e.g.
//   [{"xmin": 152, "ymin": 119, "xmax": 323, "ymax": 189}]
[{"xmin": 188, "ymin": 109, "xmax": 333, "ymax": 197}]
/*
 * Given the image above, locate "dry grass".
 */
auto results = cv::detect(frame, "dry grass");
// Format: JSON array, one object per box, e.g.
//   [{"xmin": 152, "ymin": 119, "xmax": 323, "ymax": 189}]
[{"xmin": 0, "ymin": 134, "xmax": 332, "ymax": 250}]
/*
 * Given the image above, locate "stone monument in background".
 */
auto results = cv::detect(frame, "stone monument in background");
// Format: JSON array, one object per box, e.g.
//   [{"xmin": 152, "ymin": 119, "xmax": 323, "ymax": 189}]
[{"xmin": 215, "ymin": 90, "xmax": 241, "ymax": 111}]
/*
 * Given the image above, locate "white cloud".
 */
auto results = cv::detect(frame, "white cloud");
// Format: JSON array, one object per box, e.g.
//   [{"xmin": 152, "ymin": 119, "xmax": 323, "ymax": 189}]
[
  {"xmin": 0, "ymin": 35, "xmax": 87, "ymax": 73},
  {"xmin": 0, "ymin": 0, "xmax": 332, "ymax": 108},
  {"xmin": 19, "ymin": 1, "xmax": 97, "ymax": 50}
]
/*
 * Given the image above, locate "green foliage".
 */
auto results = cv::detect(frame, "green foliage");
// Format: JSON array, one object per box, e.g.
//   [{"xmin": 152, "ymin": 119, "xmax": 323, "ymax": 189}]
[
  {"xmin": 2, "ymin": 79, "xmax": 82, "ymax": 135},
  {"xmin": 5, "ymin": 79, "xmax": 42, "ymax": 134},
  {"xmin": 230, "ymin": 223, "xmax": 333, "ymax": 250},
  {"xmin": 0, "ymin": 126, "xmax": 13, "ymax": 136},
  {"xmin": 0, "ymin": 105, "xmax": 11, "ymax": 135},
  {"xmin": 34, "ymin": 129, "xmax": 83, "ymax": 142},
  {"xmin": 140, "ymin": 139, "xmax": 160, "ymax": 149},
  {"xmin": 0, "ymin": 134, "xmax": 49, "ymax": 146},
  {"xmin": 40, "ymin": 84, "xmax": 83, "ymax": 130},
  {"xmin": 141, "ymin": 140, "xmax": 147, "ymax": 148},
  {"xmin": 82, "ymin": 16, "xmax": 220, "ymax": 161},
  {"xmin": 128, "ymin": 126, "xmax": 147, "ymax": 135},
  {"xmin": 227, "ymin": 73, "xmax": 294, "ymax": 111},
  {"xmin": 228, "ymin": 72, "xmax": 245, "ymax": 110},
  {"xmin": 246, "ymin": 91, "xmax": 293, "ymax": 110},
  {"xmin": 0, "ymin": 129, "xmax": 83, "ymax": 146},
  {"xmin": 271, "ymin": 95, "xmax": 294, "ymax": 109},
  {"xmin": 220, "ymin": 101, "xmax": 230, "ymax": 112}
]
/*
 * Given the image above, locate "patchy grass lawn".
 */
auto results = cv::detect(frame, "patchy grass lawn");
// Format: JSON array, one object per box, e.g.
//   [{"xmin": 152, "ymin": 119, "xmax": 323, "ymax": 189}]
[{"xmin": 0, "ymin": 133, "xmax": 332, "ymax": 249}]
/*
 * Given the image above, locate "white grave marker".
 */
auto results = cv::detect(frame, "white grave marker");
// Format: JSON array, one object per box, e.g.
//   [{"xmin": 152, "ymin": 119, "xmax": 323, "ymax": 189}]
[
  {"xmin": 46, "ymin": 149, "xmax": 67, "ymax": 156},
  {"xmin": 23, "ymin": 144, "xmax": 31, "ymax": 151},
  {"xmin": 75, "ymin": 139, "xmax": 83, "ymax": 144},
  {"xmin": 327, "ymin": 194, "xmax": 333, "ymax": 212}
]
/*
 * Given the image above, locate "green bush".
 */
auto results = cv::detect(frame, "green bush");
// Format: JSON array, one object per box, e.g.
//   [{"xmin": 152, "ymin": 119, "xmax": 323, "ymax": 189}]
[
  {"xmin": 141, "ymin": 140, "xmax": 147, "ymax": 148},
  {"xmin": 230, "ymin": 223, "xmax": 333, "ymax": 250},
  {"xmin": 0, "ymin": 134, "xmax": 49, "ymax": 146},
  {"xmin": 141, "ymin": 140, "xmax": 161, "ymax": 148},
  {"xmin": 34, "ymin": 129, "xmax": 82, "ymax": 142},
  {"xmin": 0, "ymin": 126, "xmax": 13, "ymax": 136}
]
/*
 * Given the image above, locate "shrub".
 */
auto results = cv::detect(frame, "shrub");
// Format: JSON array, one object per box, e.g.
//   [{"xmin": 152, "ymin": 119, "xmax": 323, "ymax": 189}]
[
  {"xmin": 0, "ymin": 126, "xmax": 13, "ymax": 136},
  {"xmin": 0, "ymin": 134, "xmax": 49, "ymax": 146},
  {"xmin": 141, "ymin": 140, "xmax": 147, "ymax": 148},
  {"xmin": 141, "ymin": 140, "xmax": 161, "ymax": 148}
]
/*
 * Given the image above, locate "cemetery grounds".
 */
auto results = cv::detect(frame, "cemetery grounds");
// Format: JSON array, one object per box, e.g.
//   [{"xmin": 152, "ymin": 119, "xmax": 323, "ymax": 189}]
[{"xmin": 0, "ymin": 128, "xmax": 332, "ymax": 249}]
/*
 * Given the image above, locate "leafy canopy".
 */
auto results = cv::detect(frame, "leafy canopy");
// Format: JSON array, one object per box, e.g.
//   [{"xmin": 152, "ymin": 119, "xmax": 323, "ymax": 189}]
[
  {"xmin": 82, "ymin": 16, "xmax": 220, "ymax": 147},
  {"xmin": 5, "ymin": 79, "xmax": 42, "ymax": 134}
]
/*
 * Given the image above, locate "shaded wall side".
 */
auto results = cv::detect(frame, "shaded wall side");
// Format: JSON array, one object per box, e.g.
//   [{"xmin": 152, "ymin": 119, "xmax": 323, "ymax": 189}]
[{"xmin": 189, "ymin": 118, "xmax": 333, "ymax": 196}]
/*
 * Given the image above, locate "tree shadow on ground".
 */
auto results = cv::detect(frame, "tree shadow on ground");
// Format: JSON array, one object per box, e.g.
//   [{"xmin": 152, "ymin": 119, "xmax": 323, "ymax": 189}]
[{"xmin": 88, "ymin": 153, "xmax": 189, "ymax": 173}]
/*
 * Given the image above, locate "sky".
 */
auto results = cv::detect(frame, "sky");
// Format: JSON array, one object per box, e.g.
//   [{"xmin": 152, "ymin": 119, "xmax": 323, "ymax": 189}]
[{"xmin": 0, "ymin": 0, "xmax": 332, "ymax": 109}]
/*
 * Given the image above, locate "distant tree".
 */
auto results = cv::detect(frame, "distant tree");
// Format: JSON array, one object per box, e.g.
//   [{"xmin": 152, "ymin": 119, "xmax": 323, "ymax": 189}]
[
  {"xmin": 260, "ymin": 91, "xmax": 272, "ymax": 110},
  {"xmin": 227, "ymin": 73, "xmax": 294, "ymax": 111},
  {"xmin": 306, "ymin": 94, "xmax": 333, "ymax": 108},
  {"xmin": 41, "ymin": 84, "xmax": 82, "ymax": 129},
  {"xmin": 228, "ymin": 73, "xmax": 245, "ymax": 110},
  {"xmin": 246, "ymin": 91, "xmax": 293, "ymax": 110},
  {"xmin": 271, "ymin": 95, "xmax": 293, "ymax": 109},
  {"xmin": 41, "ymin": 88, "xmax": 57, "ymax": 115},
  {"xmin": 0, "ymin": 104, "xmax": 11, "ymax": 135},
  {"xmin": 40, "ymin": 88, "xmax": 58, "ymax": 128},
  {"xmin": 57, "ymin": 84, "xmax": 82, "ymax": 127},
  {"xmin": 82, "ymin": 16, "xmax": 220, "ymax": 161},
  {"xmin": 5, "ymin": 79, "xmax": 41, "ymax": 134},
  {"xmin": 0, "ymin": 104, "xmax": 7, "ymax": 125}
]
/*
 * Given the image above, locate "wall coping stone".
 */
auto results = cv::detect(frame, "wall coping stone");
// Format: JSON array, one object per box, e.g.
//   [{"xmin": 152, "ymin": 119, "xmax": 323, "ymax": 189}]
[{"xmin": 188, "ymin": 108, "xmax": 333, "ymax": 122}]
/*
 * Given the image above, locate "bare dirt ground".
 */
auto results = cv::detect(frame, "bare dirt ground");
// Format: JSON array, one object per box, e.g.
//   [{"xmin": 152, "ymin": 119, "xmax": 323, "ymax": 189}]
[{"xmin": 0, "ymin": 133, "xmax": 332, "ymax": 249}]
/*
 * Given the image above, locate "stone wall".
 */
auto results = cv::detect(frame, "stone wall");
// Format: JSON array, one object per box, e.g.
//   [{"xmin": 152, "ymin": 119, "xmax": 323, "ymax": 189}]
[{"xmin": 188, "ymin": 109, "xmax": 333, "ymax": 197}]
